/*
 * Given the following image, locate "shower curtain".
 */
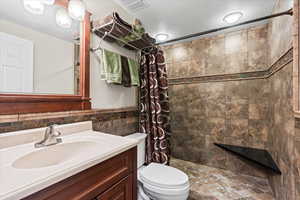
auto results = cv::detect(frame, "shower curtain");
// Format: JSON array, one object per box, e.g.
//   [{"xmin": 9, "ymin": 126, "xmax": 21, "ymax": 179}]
[{"xmin": 139, "ymin": 47, "xmax": 171, "ymax": 165}]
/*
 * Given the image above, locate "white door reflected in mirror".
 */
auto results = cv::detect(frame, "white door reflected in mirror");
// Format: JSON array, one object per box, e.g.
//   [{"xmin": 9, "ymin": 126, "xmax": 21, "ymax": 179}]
[{"xmin": 0, "ymin": 32, "xmax": 33, "ymax": 93}]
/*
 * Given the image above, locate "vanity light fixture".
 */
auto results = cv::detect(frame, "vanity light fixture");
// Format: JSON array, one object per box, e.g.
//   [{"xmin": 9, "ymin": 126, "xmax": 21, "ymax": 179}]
[
  {"xmin": 155, "ymin": 33, "xmax": 169, "ymax": 42},
  {"xmin": 68, "ymin": 0, "xmax": 86, "ymax": 21},
  {"xmin": 223, "ymin": 12, "xmax": 243, "ymax": 24},
  {"xmin": 23, "ymin": 0, "xmax": 45, "ymax": 15},
  {"xmin": 40, "ymin": 0, "xmax": 55, "ymax": 5},
  {"xmin": 56, "ymin": 8, "xmax": 72, "ymax": 29}
]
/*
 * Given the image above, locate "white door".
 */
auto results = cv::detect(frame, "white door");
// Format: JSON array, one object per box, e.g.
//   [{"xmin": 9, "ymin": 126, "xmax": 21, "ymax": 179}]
[{"xmin": 0, "ymin": 32, "xmax": 33, "ymax": 93}]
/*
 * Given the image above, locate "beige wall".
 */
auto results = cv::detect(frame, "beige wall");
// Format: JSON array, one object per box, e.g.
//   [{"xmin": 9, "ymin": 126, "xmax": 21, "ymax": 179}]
[
  {"xmin": 90, "ymin": 36, "xmax": 138, "ymax": 109},
  {"xmin": 0, "ymin": 19, "xmax": 75, "ymax": 95},
  {"xmin": 88, "ymin": 0, "xmax": 137, "ymax": 110}
]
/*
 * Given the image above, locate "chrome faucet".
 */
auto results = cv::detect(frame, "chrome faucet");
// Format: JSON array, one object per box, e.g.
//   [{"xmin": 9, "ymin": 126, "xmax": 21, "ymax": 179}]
[{"xmin": 35, "ymin": 124, "xmax": 62, "ymax": 148}]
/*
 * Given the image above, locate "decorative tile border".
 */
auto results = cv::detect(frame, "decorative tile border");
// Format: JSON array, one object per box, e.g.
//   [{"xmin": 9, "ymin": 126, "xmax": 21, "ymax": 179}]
[
  {"xmin": 0, "ymin": 107, "xmax": 137, "ymax": 123},
  {"xmin": 169, "ymin": 48, "xmax": 293, "ymax": 85},
  {"xmin": 266, "ymin": 48, "xmax": 293, "ymax": 77},
  {"xmin": 0, "ymin": 107, "xmax": 139, "ymax": 135},
  {"xmin": 168, "ymin": 70, "xmax": 268, "ymax": 85},
  {"xmin": 295, "ymin": 117, "xmax": 300, "ymax": 128}
]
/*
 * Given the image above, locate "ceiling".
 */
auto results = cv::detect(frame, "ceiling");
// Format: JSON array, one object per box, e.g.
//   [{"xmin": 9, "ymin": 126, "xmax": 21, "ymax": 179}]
[
  {"xmin": 0, "ymin": 0, "xmax": 293, "ymax": 43},
  {"xmin": 113, "ymin": 0, "xmax": 293, "ymax": 43},
  {"xmin": 85, "ymin": 0, "xmax": 133, "ymax": 22}
]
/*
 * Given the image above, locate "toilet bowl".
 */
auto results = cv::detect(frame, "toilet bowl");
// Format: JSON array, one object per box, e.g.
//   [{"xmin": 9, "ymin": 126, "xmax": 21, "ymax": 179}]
[
  {"xmin": 138, "ymin": 163, "xmax": 189, "ymax": 200},
  {"xmin": 125, "ymin": 133, "xmax": 190, "ymax": 200}
]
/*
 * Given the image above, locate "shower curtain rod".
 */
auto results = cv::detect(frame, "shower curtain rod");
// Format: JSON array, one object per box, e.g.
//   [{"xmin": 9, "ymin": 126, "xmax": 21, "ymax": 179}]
[{"xmin": 157, "ymin": 9, "xmax": 293, "ymax": 45}]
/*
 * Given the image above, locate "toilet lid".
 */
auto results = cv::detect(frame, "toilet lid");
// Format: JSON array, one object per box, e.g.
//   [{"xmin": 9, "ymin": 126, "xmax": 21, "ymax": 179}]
[{"xmin": 139, "ymin": 163, "xmax": 189, "ymax": 189}]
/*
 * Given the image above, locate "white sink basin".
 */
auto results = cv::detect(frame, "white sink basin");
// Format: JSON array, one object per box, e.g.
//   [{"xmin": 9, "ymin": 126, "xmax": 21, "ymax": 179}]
[
  {"xmin": 12, "ymin": 141, "xmax": 98, "ymax": 169},
  {"xmin": 0, "ymin": 122, "xmax": 138, "ymax": 200}
]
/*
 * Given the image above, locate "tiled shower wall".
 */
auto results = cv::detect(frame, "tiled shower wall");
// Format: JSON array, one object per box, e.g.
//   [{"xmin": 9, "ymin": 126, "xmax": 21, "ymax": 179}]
[
  {"xmin": 168, "ymin": 79, "xmax": 270, "ymax": 178},
  {"xmin": 164, "ymin": 25, "xmax": 269, "ymax": 78},
  {"xmin": 268, "ymin": 0, "xmax": 293, "ymax": 65},
  {"xmin": 294, "ymin": 118, "xmax": 300, "ymax": 200},
  {"xmin": 165, "ymin": 25, "xmax": 271, "ymax": 178},
  {"xmin": 268, "ymin": 62, "xmax": 295, "ymax": 200},
  {"xmin": 266, "ymin": 0, "xmax": 297, "ymax": 199},
  {"xmin": 165, "ymin": 0, "xmax": 298, "ymax": 199}
]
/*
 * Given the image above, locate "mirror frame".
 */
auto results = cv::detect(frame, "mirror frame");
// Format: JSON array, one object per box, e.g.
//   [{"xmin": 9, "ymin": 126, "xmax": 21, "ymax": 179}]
[{"xmin": 0, "ymin": 0, "xmax": 91, "ymax": 114}]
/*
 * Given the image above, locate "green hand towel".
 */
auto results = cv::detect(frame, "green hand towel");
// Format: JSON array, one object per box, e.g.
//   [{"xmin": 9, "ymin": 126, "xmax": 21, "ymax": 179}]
[
  {"xmin": 101, "ymin": 49, "xmax": 122, "ymax": 84},
  {"xmin": 127, "ymin": 58, "xmax": 140, "ymax": 86},
  {"xmin": 121, "ymin": 56, "xmax": 131, "ymax": 87}
]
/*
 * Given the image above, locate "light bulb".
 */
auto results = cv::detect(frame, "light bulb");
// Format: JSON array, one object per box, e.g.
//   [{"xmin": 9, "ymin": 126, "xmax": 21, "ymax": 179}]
[
  {"xmin": 155, "ymin": 33, "xmax": 169, "ymax": 42},
  {"xmin": 40, "ymin": 0, "xmax": 55, "ymax": 5},
  {"xmin": 223, "ymin": 12, "xmax": 243, "ymax": 24},
  {"xmin": 68, "ymin": 0, "xmax": 86, "ymax": 21},
  {"xmin": 23, "ymin": 0, "xmax": 45, "ymax": 15},
  {"xmin": 56, "ymin": 8, "xmax": 72, "ymax": 29}
]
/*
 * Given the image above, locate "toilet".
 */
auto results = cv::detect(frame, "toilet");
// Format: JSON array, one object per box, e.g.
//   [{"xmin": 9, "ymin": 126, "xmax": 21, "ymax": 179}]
[{"xmin": 125, "ymin": 133, "xmax": 190, "ymax": 200}]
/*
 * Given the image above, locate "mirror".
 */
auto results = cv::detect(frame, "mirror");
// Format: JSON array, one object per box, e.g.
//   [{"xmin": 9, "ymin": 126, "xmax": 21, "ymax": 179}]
[{"xmin": 0, "ymin": 1, "xmax": 80, "ymax": 95}]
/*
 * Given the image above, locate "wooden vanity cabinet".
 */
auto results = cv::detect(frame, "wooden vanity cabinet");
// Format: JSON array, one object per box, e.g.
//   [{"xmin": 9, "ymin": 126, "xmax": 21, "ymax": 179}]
[
  {"xmin": 23, "ymin": 147, "xmax": 137, "ymax": 200},
  {"xmin": 96, "ymin": 175, "xmax": 133, "ymax": 200}
]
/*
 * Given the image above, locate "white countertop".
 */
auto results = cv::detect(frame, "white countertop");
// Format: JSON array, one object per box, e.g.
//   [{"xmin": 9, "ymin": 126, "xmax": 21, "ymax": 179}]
[{"xmin": 0, "ymin": 125, "xmax": 138, "ymax": 200}]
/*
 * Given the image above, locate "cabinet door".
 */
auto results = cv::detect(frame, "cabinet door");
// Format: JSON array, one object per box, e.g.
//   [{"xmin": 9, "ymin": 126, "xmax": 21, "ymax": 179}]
[{"xmin": 97, "ymin": 175, "xmax": 133, "ymax": 200}]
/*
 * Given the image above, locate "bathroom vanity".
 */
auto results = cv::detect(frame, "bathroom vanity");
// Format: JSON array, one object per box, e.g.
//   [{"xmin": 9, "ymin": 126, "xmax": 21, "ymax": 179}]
[
  {"xmin": 24, "ymin": 148, "xmax": 137, "ymax": 200},
  {"xmin": 0, "ymin": 122, "xmax": 138, "ymax": 200}
]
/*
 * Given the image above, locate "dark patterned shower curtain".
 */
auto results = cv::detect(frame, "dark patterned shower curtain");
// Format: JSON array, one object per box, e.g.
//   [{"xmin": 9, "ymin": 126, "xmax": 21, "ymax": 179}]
[{"xmin": 139, "ymin": 48, "xmax": 171, "ymax": 165}]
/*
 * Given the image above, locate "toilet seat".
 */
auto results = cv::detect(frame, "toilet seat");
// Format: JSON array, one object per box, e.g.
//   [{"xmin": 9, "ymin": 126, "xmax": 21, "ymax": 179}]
[
  {"xmin": 139, "ymin": 163, "xmax": 189, "ymax": 189},
  {"xmin": 138, "ymin": 163, "xmax": 190, "ymax": 200}
]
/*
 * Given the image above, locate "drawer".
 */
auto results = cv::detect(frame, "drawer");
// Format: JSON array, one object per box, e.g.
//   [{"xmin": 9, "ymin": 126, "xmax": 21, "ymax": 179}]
[
  {"xmin": 96, "ymin": 175, "xmax": 133, "ymax": 200},
  {"xmin": 23, "ymin": 147, "xmax": 137, "ymax": 200}
]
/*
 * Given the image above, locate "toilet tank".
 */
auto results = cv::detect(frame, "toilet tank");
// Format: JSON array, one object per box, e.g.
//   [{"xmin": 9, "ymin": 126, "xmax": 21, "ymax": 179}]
[{"xmin": 125, "ymin": 133, "xmax": 147, "ymax": 168}]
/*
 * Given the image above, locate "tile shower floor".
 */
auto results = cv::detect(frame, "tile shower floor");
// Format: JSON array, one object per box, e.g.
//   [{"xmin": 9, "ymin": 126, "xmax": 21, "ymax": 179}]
[{"xmin": 170, "ymin": 158, "xmax": 274, "ymax": 200}]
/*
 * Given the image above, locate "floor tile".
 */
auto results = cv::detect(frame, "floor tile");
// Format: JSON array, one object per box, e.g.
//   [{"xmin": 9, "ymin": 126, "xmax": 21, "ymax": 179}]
[{"xmin": 170, "ymin": 158, "xmax": 274, "ymax": 200}]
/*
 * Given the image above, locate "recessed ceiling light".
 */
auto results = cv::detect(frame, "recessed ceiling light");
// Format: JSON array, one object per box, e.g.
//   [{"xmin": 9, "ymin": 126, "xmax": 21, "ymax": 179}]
[
  {"xmin": 23, "ymin": 0, "xmax": 45, "ymax": 15},
  {"xmin": 155, "ymin": 33, "xmax": 169, "ymax": 42},
  {"xmin": 56, "ymin": 8, "xmax": 73, "ymax": 29},
  {"xmin": 68, "ymin": 0, "xmax": 86, "ymax": 21},
  {"xmin": 223, "ymin": 12, "xmax": 243, "ymax": 24}
]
